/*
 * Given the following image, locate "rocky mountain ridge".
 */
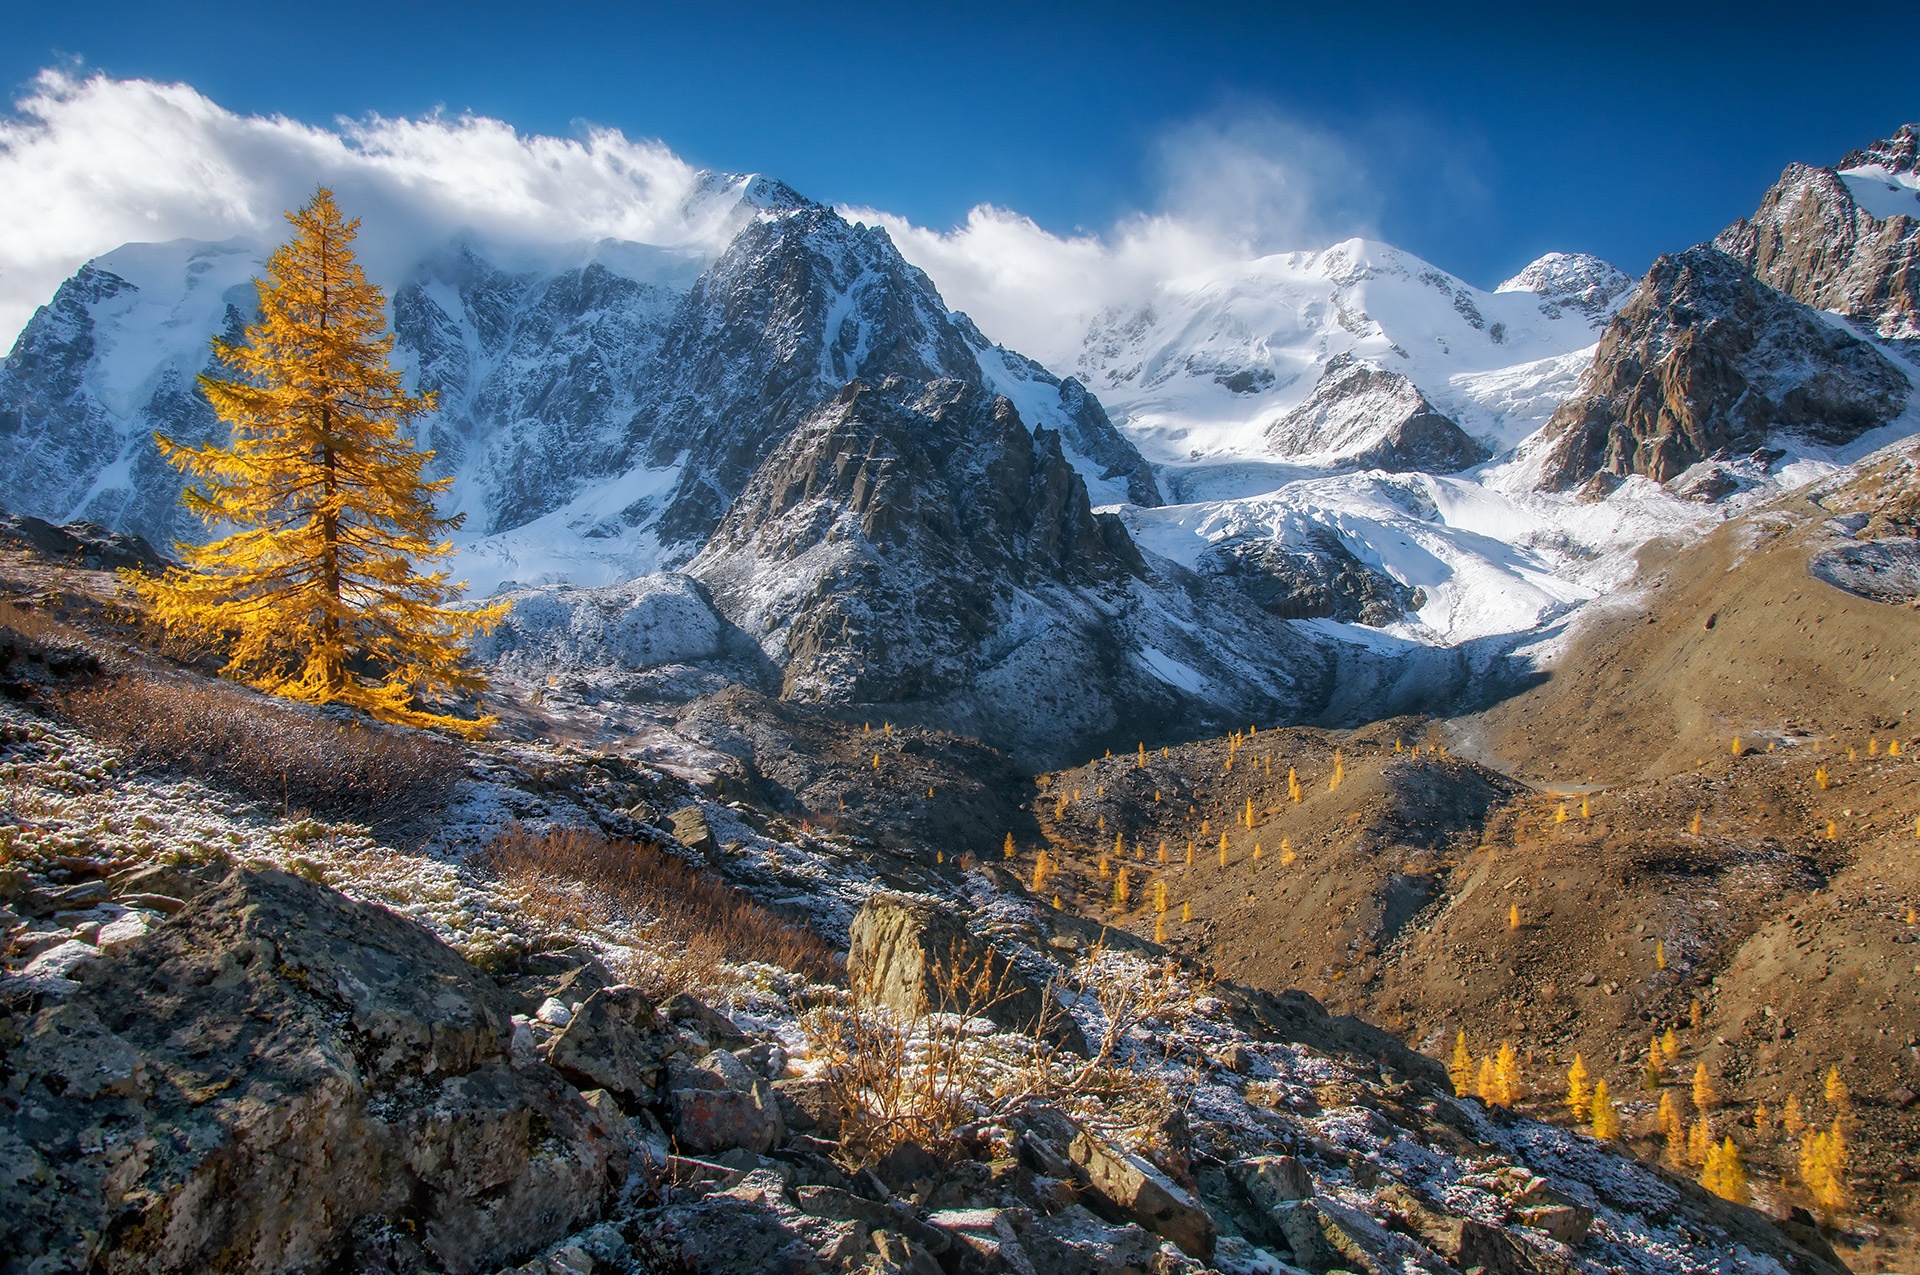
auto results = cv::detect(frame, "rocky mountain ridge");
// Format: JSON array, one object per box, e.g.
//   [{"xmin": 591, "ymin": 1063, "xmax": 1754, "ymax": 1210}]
[
  {"xmin": 1717, "ymin": 124, "xmax": 1920, "ymax": 342},
  {"xmin": 1537, "ymin": 246, "xmax": 1911, "ymax": 491}
]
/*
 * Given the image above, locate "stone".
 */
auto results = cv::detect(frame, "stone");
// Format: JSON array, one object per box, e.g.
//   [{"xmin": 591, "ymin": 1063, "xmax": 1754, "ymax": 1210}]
[
  {"xmin": 1269, "ymin": 1198, "xmax": 1393, "ymax": 1274},
  {"xmin": 870, "ymin": 1228, "xmax": 946, "ymax": 1275},
  {"xmin": 18, "ymin": 1002, "xmax": 147, "ymax": 1100},
  {"xmin": 1021, "ymin": 1205, "xmax": 1161, "ymax": 1275},
  {"xmin": 662, "ymin": 991, "xmax": 750, "ymax": 1047},
  {"xmin": 671, "ymin": 805, "xmax": 721, "ymax": 858},
  {"xmin": 547, "ymin": 986, "xmax": 668, "ymax": 1106},
  {"xmin": 1518, "ymin": 1203, "xmax": 1593, "ymax": 1246},
  {"xmin": 1067, "ymin": 1127, "xmax": 1216, "ymax": 1259},
  {"xmin": 19, "ymin": 937, "xmax": 98, "ymax": 980},
  {"xmin": 769, "ymin": 1076, "xmax": 839, "ymax": 1138},
  {"xmin": 698, "ymin": 1046, "xmax": 757, "ymax": 1091},
  {"xmin": 0, "ymin": 868, "xmax": 624, "ymax": 1274},
  {"xmin": 670, "ymin": 1081, "xmax": 784, "ymax": 1155},
  {"xmin": 847, "ymin": 893, "xmax": 1086, "ymax": 1053},
  {"xmin": 94, "ymin": 910, "xmax": 153, "ymax": 952},
  {"xmin": 1231, "ymin": 1156, "xmax": 1313, "ymax": 1211},
  {"xmin": 926, "ymin": 1207, "xmax": 1038, "ymax": 1275}
]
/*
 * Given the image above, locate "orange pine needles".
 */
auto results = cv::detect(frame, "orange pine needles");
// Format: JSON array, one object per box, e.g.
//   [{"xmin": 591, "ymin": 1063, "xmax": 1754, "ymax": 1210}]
[{"xmin": 142, "ymin": 189, "xmax": 503, "ymax": 735}]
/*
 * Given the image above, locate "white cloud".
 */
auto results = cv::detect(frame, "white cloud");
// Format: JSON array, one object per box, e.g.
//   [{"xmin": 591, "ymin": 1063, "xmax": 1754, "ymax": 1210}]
[
  {"xmin": 0, "ymin": 72, "xmax": 1391, "ymax": 369},
  {"xmin": 851, "ymin": 106, "xmax": 1383, "ymax": 365},
  {"xmin": 0, "ymin": 70, "xmax": 725, "ymax": 343}
]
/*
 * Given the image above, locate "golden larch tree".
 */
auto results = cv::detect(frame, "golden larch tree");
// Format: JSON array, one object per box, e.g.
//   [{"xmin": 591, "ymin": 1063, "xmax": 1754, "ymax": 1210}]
[
  {"xmin": 142, "ymin": 189, "xmax": 503, "ymax": 734},
  {"xmin": 1590, "ymin": 1079, "xmax": 1621, "ymax": 1139},
  {"xmin": 1449, "ymin": 1031, "xmax": 1475, "ymax": 1093},
  {"xmin": 1565, "ymin": 1054, "xmax": 1590, "ymax": 1118}
]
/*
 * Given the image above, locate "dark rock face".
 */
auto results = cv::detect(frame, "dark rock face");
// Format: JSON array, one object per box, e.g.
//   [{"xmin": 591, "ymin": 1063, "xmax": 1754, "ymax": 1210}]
[
  {"xmin": 1265, "ymin": 354, "xmax": 1489, "ymax": 473},
  {"xmin": 1716, "ymin": 125, "xmax": 1920, "ymax": 341},
  {"xmin": 1, "ymin": 869, "xmax": 625, "ymax": 1274},
  {"xmin": 636, "ymin": 207, "xmax": 1158, "ymax": 549},
  {"xmin": 0, "ymin": 511, "xmax": 167, "ymax": 572},
  {"xmin": 1200, "ymin": 527, "xmax": 1421, "ymax": 626},
  {"xmin": 688, "ymin": 376, "xmax": 1323, "ymax": 765},
  {"xmin": 1538, "ymin": 247, "xmax": 1910, "ymax": 491},
  {"xmin": 691, "ymin": 377, "xmax": 1138, "ymax": 707}
]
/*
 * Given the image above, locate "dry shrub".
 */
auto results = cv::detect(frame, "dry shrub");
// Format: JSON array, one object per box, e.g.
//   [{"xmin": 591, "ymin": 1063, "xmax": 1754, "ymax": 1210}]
[
  {"xmin": 802, "ymin": 940, "xmax": 1181, "ymax": 1170},
  {"xmin": 480, "ymin": 824, "xmax": 841, "ymax": 991},
  {"xmin": 54, "ymin": 672, "xmax": 461, "ymax": 822},
  {"xmin": 0, "ymin": 599, "xmax": 87, "ymax": 647}
]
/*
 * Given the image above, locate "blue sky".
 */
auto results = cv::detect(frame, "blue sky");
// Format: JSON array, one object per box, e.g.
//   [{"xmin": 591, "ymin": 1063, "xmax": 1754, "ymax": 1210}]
[{"xmin": 3, "ymin": 0, "xmax": 1915, "ymax": 289}]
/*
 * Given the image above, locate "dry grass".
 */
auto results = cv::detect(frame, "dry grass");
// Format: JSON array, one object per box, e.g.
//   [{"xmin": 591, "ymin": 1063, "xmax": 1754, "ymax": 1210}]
[
  {"xmin": 480, "ymin": 824, "xmax": 842, "ymax": 992},
  {"xmin": 54, "ymin": 672, "xmax": 462, "ymax": 822},
  {"xmin": 0, "ymin": 599, "xmax": 86, "ymax": 647},
  {"xmin": 801, "ymin": 941, "xmax": 1182, "ymax": 1170}
]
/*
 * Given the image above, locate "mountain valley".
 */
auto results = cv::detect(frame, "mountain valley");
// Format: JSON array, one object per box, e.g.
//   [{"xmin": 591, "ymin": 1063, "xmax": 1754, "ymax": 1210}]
[{"xmin": 3, "ymin": 118, "xmax": 1920, "ymax": 1273}]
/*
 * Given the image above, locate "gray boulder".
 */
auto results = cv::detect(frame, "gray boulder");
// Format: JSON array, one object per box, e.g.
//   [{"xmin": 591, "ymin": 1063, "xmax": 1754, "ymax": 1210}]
[
  {"xmin": 1, "ymin": 868, "xmax": 624, "ymax": 1274},
  {"xmin": 847, "ymin": 893, "xmax": 1086, "ymax": 1054}
]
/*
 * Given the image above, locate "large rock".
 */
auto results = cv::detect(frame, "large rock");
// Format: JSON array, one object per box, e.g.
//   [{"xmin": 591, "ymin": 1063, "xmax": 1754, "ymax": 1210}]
[
  {"xmin": 847, "ymin": 893, "xmax": 1086, "ymax": 1053},
  {"xmin": 1067, "ymin": 1127, "xmax": 1216, "ymax": 1260},
  {"xmin": 1538, "ymin": 246, "xmax": 1909, "ymax": 491},
  {"xmin": 546, "ymin": 986, "xmax": 669, "ymax": 1105},
  {"xmin": 1, "ymin": 868, "xmax": 624, "ymax": 1274}
]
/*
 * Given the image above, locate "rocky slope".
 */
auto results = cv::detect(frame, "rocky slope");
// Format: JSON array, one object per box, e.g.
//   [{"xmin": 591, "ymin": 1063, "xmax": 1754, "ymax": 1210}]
[
  {"xmin": 1716, "ymin": 124, "xmax": 1920, "ymax": 342},
  {"xmin": 1536, "ymin": 247, "xmax": 1910, "ymax": 491},
  {"xmin": 0, "ymin": 545, "xmax": 1856, "ymax": 1275},
  {"xmin": 684, "ymin": 375, "xmax": 1325, "ymax": 764}
]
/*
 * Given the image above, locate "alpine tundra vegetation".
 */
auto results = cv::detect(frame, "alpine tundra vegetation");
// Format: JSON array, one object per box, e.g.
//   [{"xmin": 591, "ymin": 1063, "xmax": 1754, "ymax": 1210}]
[{"xmin": 1, "ymin": 48, "xmax": 1919, "ymax": 1275}]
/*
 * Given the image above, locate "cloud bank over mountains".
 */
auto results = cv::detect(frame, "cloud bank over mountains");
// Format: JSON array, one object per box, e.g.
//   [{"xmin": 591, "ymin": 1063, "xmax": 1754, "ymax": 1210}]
[
  {"xmin": 0, "ymin": 70, "xmax": 1394, "ymax": 362},
  {"xmin": 0, "ymin": 71, "xmax": 725, "ymax": 341}
]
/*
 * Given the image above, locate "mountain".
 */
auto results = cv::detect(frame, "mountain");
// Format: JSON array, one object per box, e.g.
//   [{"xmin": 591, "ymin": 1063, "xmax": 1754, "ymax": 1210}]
[
  {"xmin": 1716, "ymin": 123, "xmax": 1920, "ymax": 341},
  {"xmin": 1065, "ymin": 240, "xmax": 1629, "ymax": 487},
  {"xmin": 5, "ymin": 129, "xmax": 1920, "ymax": 759},
  {"xmin": 1537, "ymin": 245, "xmax": 1911, "ymax": 492},
  {"xmin": 0, "ymin": 178, "xmax": 1156, "ymax": 587}
]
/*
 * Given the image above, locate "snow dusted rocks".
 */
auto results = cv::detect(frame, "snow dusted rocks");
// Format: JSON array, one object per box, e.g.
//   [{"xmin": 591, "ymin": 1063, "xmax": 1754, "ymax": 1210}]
[
  {"xmin": 1496, "ymin": 252, "xmax": 1635, "ymax": 324},
  {"xmin": 1538, "ymin": 246, "xmax": 1911, "ymax": 491},
  {"xmin": 1264, "ymin": 353, "xmax": 1489, "ymax": 473},
  {"xmin": 1066, "ymin": 1125, "xmax": 1217, "ymax": 1258},
  {"xmin": 1717, "ymin": 123, "xmax": 1920, "ymax": 342},
  {"xmin": 2, "ymin": 868, "xmax": 627, "ymax": 1274}
]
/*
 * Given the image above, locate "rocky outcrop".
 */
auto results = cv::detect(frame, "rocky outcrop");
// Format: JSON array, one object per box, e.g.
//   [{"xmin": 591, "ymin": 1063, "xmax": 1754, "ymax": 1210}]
[
  {"xmin": 0, "ymin": 512, "xmax": 167, "ymax": 572},
  {"xmin": 847, "ymin": 893, "xmax": 1086, "ymax": 1053},
  {"xmin": 1265, "ymin": 354, "xmax": 1489, "ymax": 473},
  {"xmin": 1538, "ymin": 247, "xmax": 1911, "ymax": 491},
  {"xmin": 1199, "ymin": 526, "xmax": 1422, "ymax": 626},
  {"xmin": 691, "ymin": 377, "xmax": 1140, "ymax": 706},
  {"xmin": 1716, "ymin": 124, "xmax": 1920, "ymax": 341},
  {"xmin": 1496, "ymin": 252, "xmax": 1635, "ymax": 323},
  {"xmin": 684, "ymin": 374, "xmax": 1329, "ymax": 766},
  {"xmin": 2, "ymin": 868, "xmax": 625, "ymax": 1274}
]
